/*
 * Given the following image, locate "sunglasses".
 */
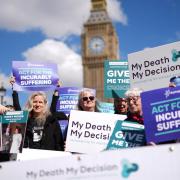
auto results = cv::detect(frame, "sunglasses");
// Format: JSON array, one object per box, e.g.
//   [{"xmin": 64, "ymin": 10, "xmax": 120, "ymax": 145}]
[{"xmin": 82, "ymin": 96, "xmax": 95, "ymax": 101}]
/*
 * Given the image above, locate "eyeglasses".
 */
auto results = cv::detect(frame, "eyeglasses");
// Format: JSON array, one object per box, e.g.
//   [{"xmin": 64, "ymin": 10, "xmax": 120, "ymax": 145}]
[
  {"xmin": 127, "ymin": 96, "xmax": 139, "ymax": 103},
  {"xmin": 82, "ymin": 96, "xmax": 95, "ymax": 101}
]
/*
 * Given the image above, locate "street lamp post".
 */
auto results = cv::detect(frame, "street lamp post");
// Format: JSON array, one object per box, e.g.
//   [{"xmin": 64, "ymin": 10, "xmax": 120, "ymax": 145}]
[{"xmin": 0, "ymin": 83, "xmax": 6, "ymax": 105}]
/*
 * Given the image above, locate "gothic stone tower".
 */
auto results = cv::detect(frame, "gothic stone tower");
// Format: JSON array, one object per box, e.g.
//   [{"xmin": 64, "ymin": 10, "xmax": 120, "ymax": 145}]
[{"xmin": 81, "ymin": 0, "xmax": 119, "ymax": 101}]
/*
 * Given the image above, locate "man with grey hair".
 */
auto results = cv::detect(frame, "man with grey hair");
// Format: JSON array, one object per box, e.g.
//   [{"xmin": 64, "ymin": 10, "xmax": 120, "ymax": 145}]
[{"xmin": 125, "ymin": 87, "xmax": 144, "ymax": 125}]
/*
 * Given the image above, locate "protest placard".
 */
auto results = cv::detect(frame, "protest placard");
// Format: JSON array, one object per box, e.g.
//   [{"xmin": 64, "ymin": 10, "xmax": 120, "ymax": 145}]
[
  {"xmin": 66, "ymin": 110, "xmax": 126, "ymax": 154},
  {"xmin": 104, "ymin": 60, "xmax": 130, "ymax": 98},
  {"xmin": 1, "ymin": 143, "xmax": 180, "ymax": 180},
  {"xmin": 12, "ymin": 61, "xmax": 59, "ymax": 91},
  {"xmin": 56, "ymin": 87, "xmax": 81, "ymax": 115},
  {"xmin": 141, "ymin": 86, "xmax": 180, "ymax": 143},
  {"xmin": 96, "ymin": 101, "xmax": 114, "ymax": 113},
  {"xmin": 1, "ymin": 111, "xmax": 28, "ymax": 153},
  {"xmin": 106, "ymin": 121, "xmax": 145, "ymax": 150},
  {"xmin": 128, "ymin": 41, "xmax": 180, "ymax": 91}
]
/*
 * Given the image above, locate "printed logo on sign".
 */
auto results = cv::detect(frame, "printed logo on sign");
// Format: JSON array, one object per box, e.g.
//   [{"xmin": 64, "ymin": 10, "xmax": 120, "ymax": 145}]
[
  {"xmin": 68, "ymin": 88, "xmax": 80, "ymax": 93},
  {"xmin": 121, "ymin": 159, "xmax": 139, "ymax": 178},
  {"xmin": 172, "ymin": 49, "xmax": 180, "ymax": 62},
  {"xmin": 164, "ymin": 89, "xmax": 171, "ymax": 98},
  {"xmin": 164, "ymin": 89, "xmax": 180, "ymax": 98}
]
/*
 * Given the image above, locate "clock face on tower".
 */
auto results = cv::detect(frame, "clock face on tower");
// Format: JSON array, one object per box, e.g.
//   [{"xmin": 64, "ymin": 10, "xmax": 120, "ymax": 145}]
[{"xmin": 89, "ymin": 36, "xmax": 105, "ymax": 54}]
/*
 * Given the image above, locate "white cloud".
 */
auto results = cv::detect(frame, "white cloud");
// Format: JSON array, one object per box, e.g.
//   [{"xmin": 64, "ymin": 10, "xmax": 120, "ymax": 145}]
[
  {"xmin": 0, "ymin": 0, "xmax": 127, "ymax": 38},
  {"xmin": 23, "ymin": 39, "xmax": 82, "ymax": 87},
  {"xmin": 0, "ymin": 73, "xmax": 13, "ymax": 105},
  {"xmin": 108, "ymin": 0, "xmax": 127, "ymax": 25},
  {"xmin": 0, "ymin": 73, "xmax": 12, "ymax": 90}
]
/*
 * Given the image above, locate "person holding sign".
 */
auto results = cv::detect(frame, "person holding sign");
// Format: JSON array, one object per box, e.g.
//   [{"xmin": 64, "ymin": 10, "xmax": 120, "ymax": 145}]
[
  {"xmin": 77, "ymin": 88, "xmax": 98, "ymax": 112},
  {"xmin": 125, "ymin": 88, "xmax": 144, "ymax": 125},
  {"xmin": 9, "ymin": 76, "xmax": 64, "ymax": 151},
  {"xmin": 63, "ymin": 88, "xmax": 98, "ymax": 148}
]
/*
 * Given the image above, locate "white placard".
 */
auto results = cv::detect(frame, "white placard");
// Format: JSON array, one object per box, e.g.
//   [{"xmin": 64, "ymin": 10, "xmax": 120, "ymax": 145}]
[
  {"xmin": 128, "ymin": 41, "xmax": 180, "ymax": 91},
  {"xmin": 66, "ymin": 110, "xmax": 126, "ymax": 154},
  {"xmin": 17, "ymin": 148, "xmax": 72, "ymax": 161},
  {"xmin": 0, "ymin": 143, "xmax": 180, "ymax": 180}
]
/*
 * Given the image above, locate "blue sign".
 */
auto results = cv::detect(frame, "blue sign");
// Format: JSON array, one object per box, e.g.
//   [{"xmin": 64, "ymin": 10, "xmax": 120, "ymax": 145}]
[
  {"xmin": 141, "ymin": 86, "xmax": 180, "ymax": 143},
  {"xmin": 12, "ymin": 61, "xmax": 59, "ymax": 91},
  {"xmin": 56, "ymin": 87, "xmax": 81, "ymax": 116}
]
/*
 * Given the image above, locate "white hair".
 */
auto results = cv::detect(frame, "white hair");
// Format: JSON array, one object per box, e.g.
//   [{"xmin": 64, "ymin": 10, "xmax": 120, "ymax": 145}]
[{"xmin": 125, "ymin": 87, "xmax": 143, "ymax": 97}]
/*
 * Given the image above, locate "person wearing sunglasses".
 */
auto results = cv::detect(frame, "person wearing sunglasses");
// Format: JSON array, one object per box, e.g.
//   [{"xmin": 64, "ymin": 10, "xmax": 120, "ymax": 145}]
[
  {"xmin": 77, "ymin": 88, "xmax": 98, "ymax": 112},
  {"xmin": 114, "ymin": 97, "xmax": 128, "ymax": 115},
  {"xmin": 124, "ymin": 87, "xmax": 144, "ymax": 125}
]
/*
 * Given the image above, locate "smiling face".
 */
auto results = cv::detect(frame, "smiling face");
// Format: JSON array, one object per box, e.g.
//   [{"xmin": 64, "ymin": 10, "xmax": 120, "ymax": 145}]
[
  {"xmin": 127, "ymin": 96, "xmax": 142, "ymax": 115},
  {"xmin": 79, "ymin": 91, "xmax": 96, "ymax": 112},
  {"xmin": 32, "ymin": 95, "xmax": 46, "ymax": 116},
  {"xmin": 115, "ymin": 98, "xmax": 128, "ymax": 114}
]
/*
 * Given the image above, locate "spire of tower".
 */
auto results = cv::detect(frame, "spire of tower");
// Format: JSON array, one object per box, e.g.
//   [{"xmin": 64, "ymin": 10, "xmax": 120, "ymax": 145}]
[{"xmin": 91, "ymin": 0, "xmax": 107, "ymax": 11}]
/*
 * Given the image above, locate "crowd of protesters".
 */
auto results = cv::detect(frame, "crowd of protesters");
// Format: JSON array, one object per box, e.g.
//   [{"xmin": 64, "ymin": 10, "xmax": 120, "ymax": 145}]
[{"xmin": 0, "ymin": 75, "xmax": 179, "ymax": 162}]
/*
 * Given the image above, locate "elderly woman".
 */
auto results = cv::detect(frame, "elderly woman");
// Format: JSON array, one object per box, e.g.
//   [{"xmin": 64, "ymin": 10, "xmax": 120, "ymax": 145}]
[
  {"xmin": 77, "ymin": 88, "xmax": 98, "ymax": 112},
  {"xmin": 125, "ymin": 87, "xmax": 144, "ymax": 125}
]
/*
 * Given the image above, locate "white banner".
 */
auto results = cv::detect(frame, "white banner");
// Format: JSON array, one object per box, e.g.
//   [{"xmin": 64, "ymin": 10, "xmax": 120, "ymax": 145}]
[
  {"xmin": 66, "ymin": 110, "xmax": 126, "ymax": 154},
  {"xmin": 0, "ymin": 143, "xmax": 180, "ymax": 180},
  {"xmin": 128, "ymin": 41, "xmax": 180, "ymax": 91},
  {"xmin": 17, "ymin": 148, "xmax": 71, "ymax": 161}
]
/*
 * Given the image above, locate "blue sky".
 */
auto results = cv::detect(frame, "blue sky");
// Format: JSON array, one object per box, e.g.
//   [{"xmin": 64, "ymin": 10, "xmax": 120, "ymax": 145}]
[{"xmin": 0, "ymin": 0, "xmax": 179, "ymax": 105}]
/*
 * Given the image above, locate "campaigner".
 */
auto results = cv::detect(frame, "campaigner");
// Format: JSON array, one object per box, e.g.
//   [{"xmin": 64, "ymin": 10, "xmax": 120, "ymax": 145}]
[
  {"xmin": 9, "ymin": 76, "xmax": 65, "ymax": 151},
  {"xmin": 124, "ymin": 87, "xmax": 144, "ymax": 125},
  {"xmin": 77, "ymin": 88, "xmax": 99, "ymax": 112}
]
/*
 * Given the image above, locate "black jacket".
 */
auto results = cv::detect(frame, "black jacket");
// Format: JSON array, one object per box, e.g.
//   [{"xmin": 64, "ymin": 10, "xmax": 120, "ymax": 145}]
[{"xmin": 24, "ymin": 115, "xmax": 64, "ymax": 151}]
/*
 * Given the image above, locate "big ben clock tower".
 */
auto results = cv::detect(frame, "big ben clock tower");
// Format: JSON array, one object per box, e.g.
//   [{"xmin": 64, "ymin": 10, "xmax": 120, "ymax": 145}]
[{"xmin": 81, "ymin": 0, "xmax": 119, "ymax": 101}]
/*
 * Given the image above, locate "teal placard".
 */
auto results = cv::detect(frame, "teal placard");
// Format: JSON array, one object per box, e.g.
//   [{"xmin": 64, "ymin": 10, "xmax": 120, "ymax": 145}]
[
  {"xmin": 104, "ymin": 60, "xmax": 130, "ymax": 98},
  {"xmin": 106, "ymin": 120, "xmax": 146, "ymax": 150},
  {"xmin": 1, "ymin": 111, "xmax": 29, "ymax": 124},
  {"xmin": 96, "ymin": 100, "xmax": 115, "ymax": 114}
]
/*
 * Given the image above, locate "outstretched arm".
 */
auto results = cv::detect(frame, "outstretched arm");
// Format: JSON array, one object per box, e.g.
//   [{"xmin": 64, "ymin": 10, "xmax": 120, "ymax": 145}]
[
  {"xmin": 50, "ymin": 80, "xmax": 62, "ymax": 113},
  {"xmin": 10, "ymin": 76, "xmax": 21, "ymax": 110}
]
